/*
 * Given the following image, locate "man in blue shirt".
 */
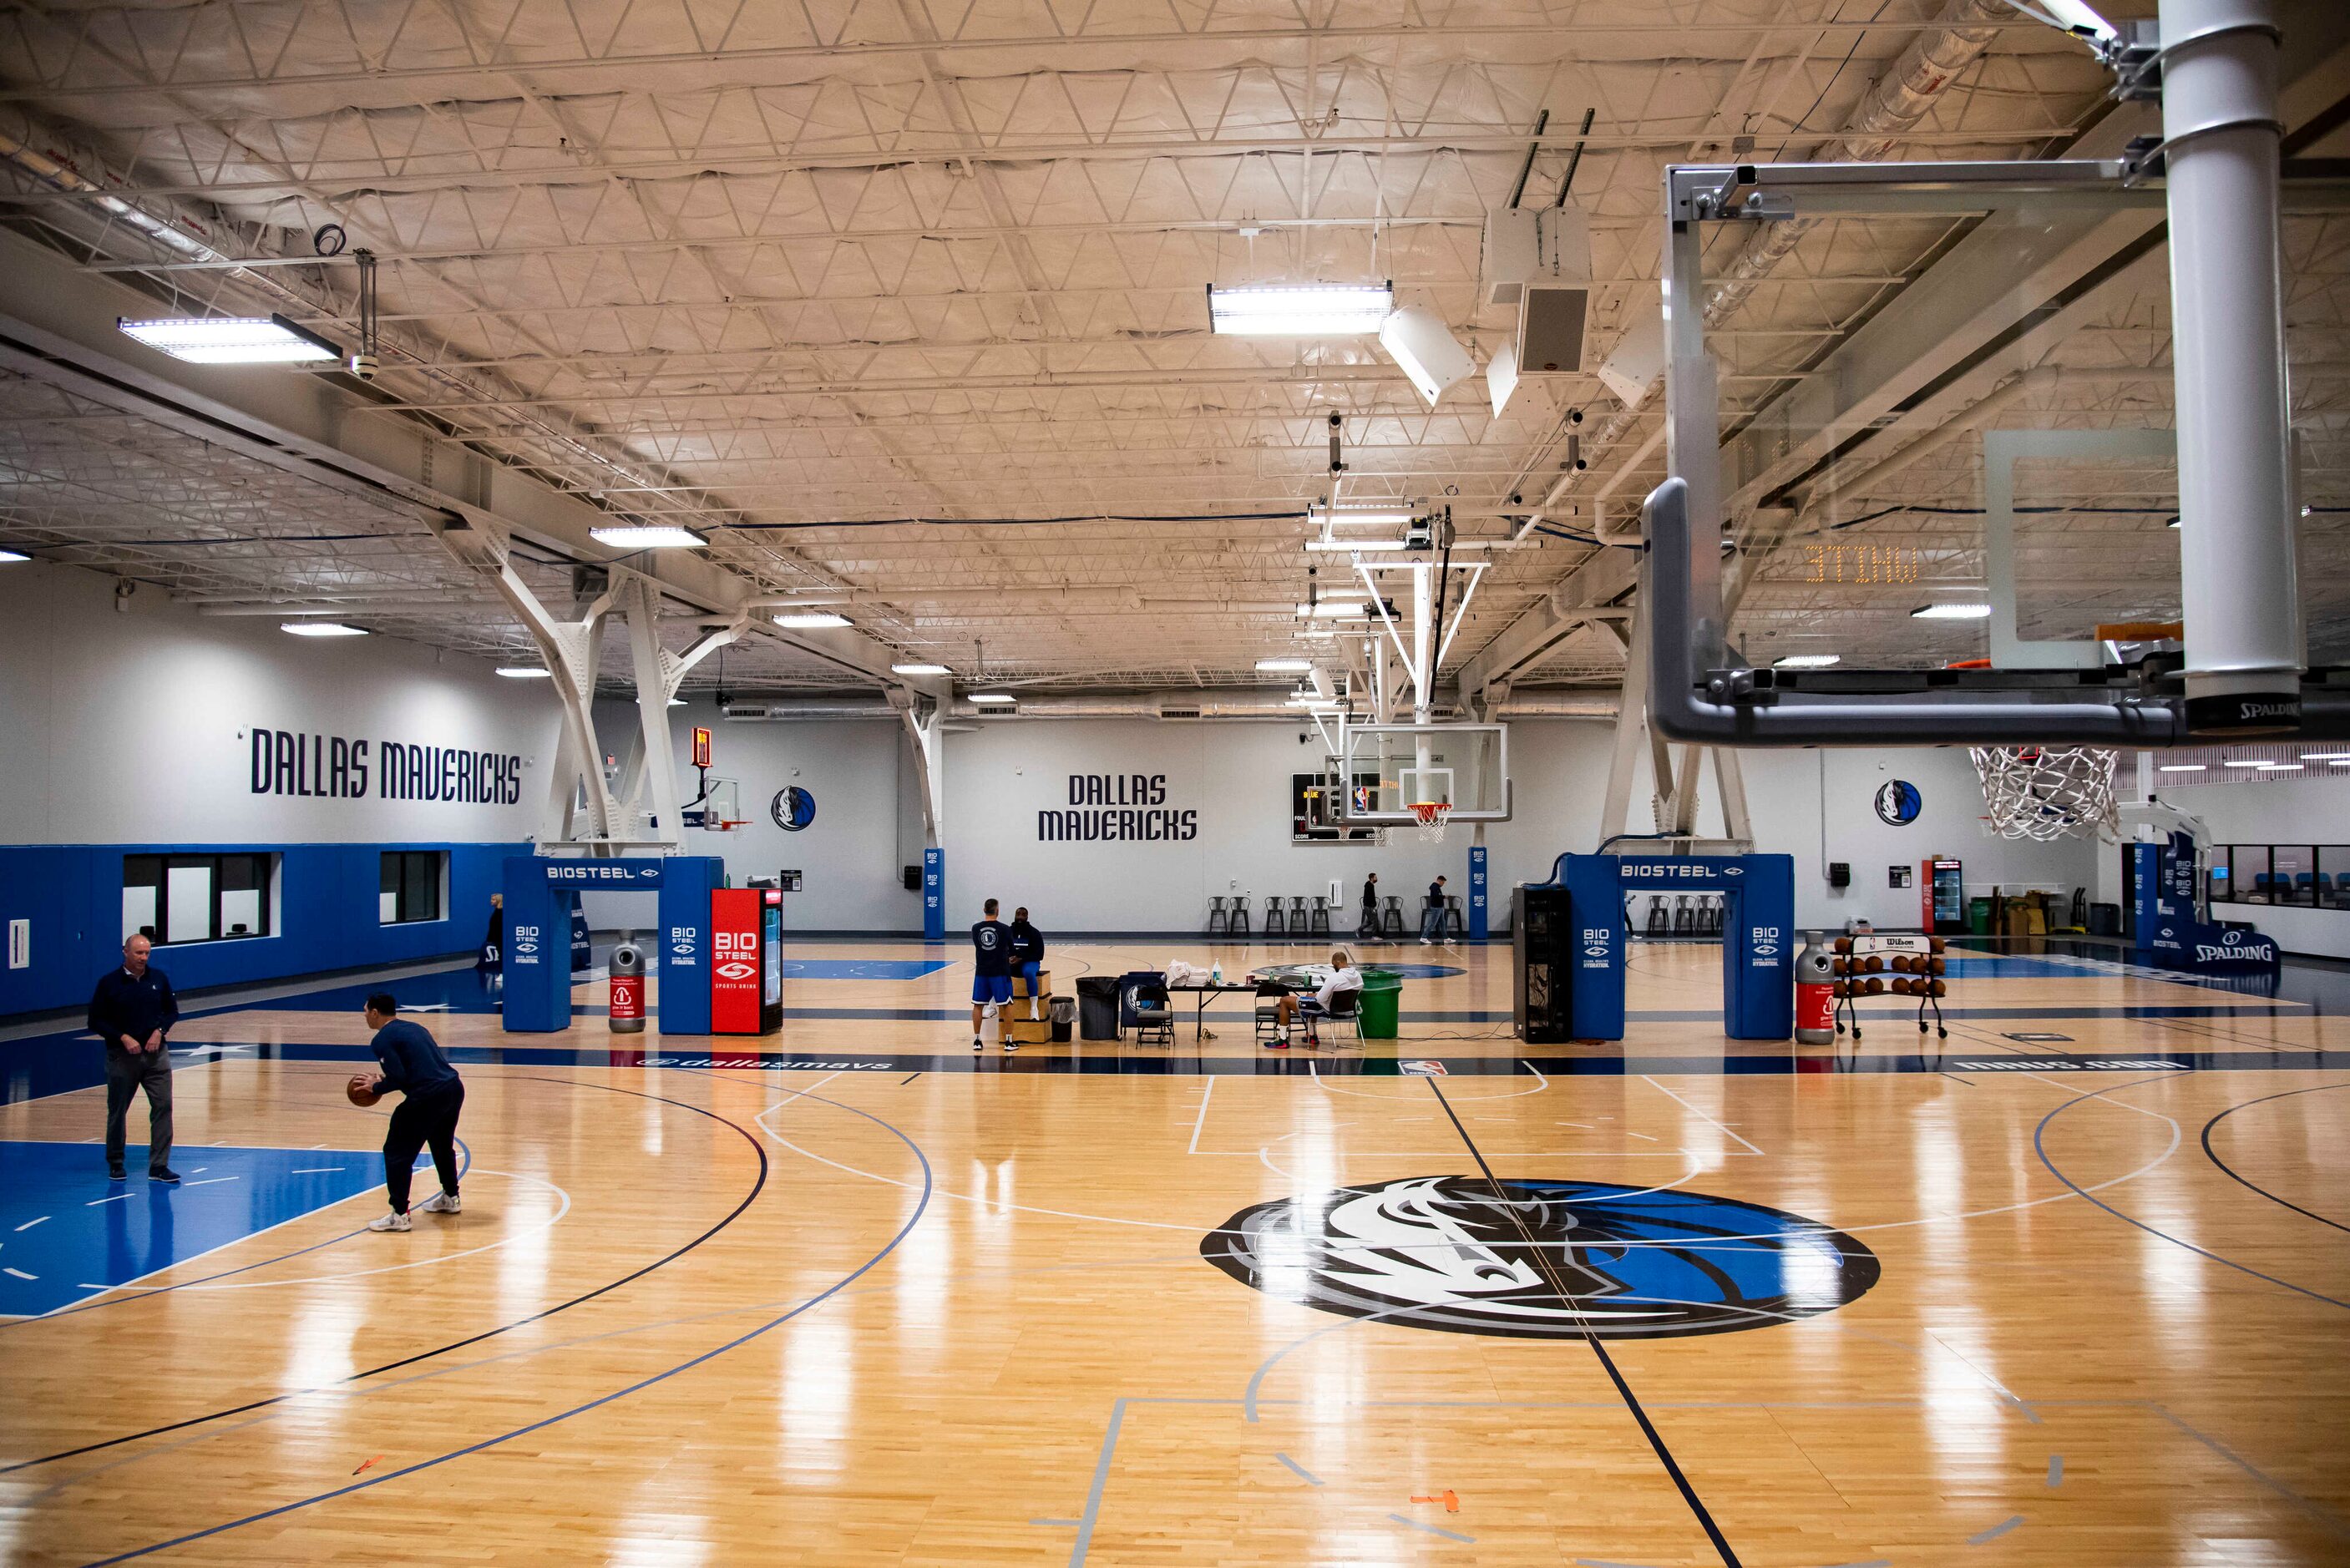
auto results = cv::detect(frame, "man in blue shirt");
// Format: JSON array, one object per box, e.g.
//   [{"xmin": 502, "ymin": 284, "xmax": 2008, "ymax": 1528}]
[
  {"xmin": 970, "ymin": 898, "xmax": 1017, "ymax": 1053},
  {"xmin": 1419, "ymin": 876, "xmax": 1449, "ymax": 944},
  {"xmin": 87, "ymin": 933, "xmax": 180, "ymax": 1182},
  {"xmin": 358, "ymin": 993, "xmax": 465, "ymax": 1232},
  {"xmin": 1009, "ymin": 906, "xmax": 1046, "ymax": 1021}
]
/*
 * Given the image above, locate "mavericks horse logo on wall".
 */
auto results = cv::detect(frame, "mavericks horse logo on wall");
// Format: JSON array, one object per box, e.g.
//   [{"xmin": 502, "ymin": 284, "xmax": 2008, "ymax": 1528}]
[
  {"xmin": 1873, "ymin": 779, "xmax": 1922, "ymax": 826},
  {"xmin": 1201, "ymin": 1175, "xmax": 1879, "ymax": 1339},
  {"xmin": 771, "ymin": 787, "xmax": 816, "ymax": 831}
]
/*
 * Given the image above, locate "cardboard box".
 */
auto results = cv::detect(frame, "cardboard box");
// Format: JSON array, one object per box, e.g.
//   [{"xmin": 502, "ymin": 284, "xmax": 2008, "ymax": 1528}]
[
  {"xmin": 1000, "ymin": 1010, "xmax": 1054, "ymax": 1044},
  {"xmin": 1012, "ymin": 969, "xmax": 1051, "ymax": 1000}
]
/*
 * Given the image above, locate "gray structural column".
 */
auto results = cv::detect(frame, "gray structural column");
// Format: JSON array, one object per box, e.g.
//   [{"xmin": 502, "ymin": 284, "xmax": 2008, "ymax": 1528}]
[{"xmin": 2163, "ymin": 0, "xmax": 2304, "ymax": 730}]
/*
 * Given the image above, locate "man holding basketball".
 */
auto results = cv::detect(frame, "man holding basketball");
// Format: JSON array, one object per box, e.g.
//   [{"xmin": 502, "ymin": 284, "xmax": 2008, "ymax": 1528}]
[{"xmin": 357, "ymin": 994, "xmax": 463, "ymax": 1232}]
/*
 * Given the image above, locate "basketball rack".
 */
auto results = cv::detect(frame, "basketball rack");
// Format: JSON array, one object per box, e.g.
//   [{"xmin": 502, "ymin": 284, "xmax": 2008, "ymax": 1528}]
[{"xmin": 1829, "ymin": 933, "xmax": 1949, "ymax": 1042}]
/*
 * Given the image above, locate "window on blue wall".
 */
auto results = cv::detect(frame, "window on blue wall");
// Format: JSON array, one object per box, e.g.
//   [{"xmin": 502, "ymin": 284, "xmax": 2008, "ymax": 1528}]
[
  {"xmin": 122, "ymin": 852, "xmax": 274, "ymax": 945},
  {"xmin": 379, "ymin": 851, "xmax": 446, "ymax": 925}
]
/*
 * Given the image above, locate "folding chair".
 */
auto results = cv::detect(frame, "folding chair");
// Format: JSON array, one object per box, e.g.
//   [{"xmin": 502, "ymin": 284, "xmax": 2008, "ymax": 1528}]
[
  {"xmin": 1131, "ymin": 981, "xmax": 1176, "ymax": 1046},
  {"xmin": 1252, "ymin": 982, "xmax": 1287, "ymax": 1044},
  {"xmin": 1304, "ymin": 985, "xmax": 1364, "ymax": 1049}
]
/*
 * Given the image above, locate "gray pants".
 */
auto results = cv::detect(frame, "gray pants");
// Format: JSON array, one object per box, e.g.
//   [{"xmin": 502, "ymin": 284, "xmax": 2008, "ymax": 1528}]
[{"xmin": 104, "ymin": 1049, "xmax": 173, "ymax": 1172}]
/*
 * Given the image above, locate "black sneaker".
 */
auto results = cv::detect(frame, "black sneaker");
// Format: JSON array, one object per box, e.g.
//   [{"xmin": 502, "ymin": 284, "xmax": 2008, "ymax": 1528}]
[
  {"xmin": 972, "ymin": 1036, "xmax": 985, "ymax": 1051},
  {"xmin": 150, "ymin": 1168, "xmax": 180, "ymax": 1184},
  {"xmin": 108, "ymin": 1161, "xmax": 126, "ymax": 1181}
]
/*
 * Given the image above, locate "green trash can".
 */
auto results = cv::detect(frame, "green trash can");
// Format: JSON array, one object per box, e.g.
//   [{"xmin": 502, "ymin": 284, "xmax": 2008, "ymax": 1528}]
[
  {"xmin": 1967, "ymin": 897, "xmax": 1993, "ymax": 936},
  {"xmin": 1355, "ymin": 968, "xmax": 1403, "ymax": 1039}
]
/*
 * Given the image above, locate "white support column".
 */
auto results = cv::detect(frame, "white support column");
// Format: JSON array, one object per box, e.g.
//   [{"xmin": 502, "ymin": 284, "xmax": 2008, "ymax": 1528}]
[
  {"xmin": 618, "ymin": 576, "xmax": 686, "ymax": 851},
  {"xmin": 491, "ymin": 559, "xmax": 621, "ymax": 850},
  {"xmin": 1712, "ymin": 746, "xmax": 1755, "ymax": 844},
  {"xmin": 2162, "ymin": 0, "xmax": 2304, "ymax": 728},
  {"xmin": 902, "ymin": 702, "xmax": 946, "ymax": 848},
  {"xmin": 1598, "ymin": 617, "xmax": 1649, "ymax": 845}
]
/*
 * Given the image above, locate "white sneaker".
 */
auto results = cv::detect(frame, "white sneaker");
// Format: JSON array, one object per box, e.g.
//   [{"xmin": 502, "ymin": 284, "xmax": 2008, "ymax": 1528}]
[
  {"xmin": 418, "ymin": 1191, "xmax": 461, "ymax": 1215},
  {"xmin": 367, "ymin": 1211, "xmax": 412, "ymax": 1232},
  {"xmin": 1419, "ymin": 937, "xmax": 1433, "ymax": 946}
]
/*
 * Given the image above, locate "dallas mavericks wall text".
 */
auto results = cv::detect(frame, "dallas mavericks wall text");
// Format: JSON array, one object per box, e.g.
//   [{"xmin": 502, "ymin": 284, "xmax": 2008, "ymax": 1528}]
[
  {"xmin": 248, "ymin": 726, "xmax": 524, "ymax": 804},
  {"xmin": 1039, "ymin": 772, "xmax": 1199, "ymax": 842}
]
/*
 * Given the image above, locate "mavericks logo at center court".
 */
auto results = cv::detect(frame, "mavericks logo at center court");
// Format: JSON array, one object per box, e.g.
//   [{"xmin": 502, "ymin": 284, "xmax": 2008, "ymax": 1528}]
[{"xmin": 1201, "ymin": 1175, "xmax": 1879, "ymax": 1340}]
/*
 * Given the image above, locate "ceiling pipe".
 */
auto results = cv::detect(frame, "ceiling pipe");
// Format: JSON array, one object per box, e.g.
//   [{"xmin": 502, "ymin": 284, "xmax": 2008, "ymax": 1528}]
[{"xmin": 722, "ymin": 689, "xmax": 1622, "ymax": 721}]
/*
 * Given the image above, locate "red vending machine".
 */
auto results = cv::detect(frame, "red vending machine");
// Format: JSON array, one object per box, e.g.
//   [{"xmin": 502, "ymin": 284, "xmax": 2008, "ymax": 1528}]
[{"xmin": 710, "ymin": 887, "xmax": 782, "ymax": 1036}]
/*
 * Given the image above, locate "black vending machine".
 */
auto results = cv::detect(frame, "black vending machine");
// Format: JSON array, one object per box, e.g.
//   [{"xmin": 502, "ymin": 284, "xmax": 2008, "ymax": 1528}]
[{"xmin": 1514, "ymin": 883, "xmax": 1576, "ymax": 1044}]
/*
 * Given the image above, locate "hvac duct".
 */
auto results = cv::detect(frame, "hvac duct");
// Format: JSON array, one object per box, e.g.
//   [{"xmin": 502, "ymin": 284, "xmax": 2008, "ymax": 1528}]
[{"xmin": 722, "ymin": 690, "xmax": 1622, "ymax": 721}]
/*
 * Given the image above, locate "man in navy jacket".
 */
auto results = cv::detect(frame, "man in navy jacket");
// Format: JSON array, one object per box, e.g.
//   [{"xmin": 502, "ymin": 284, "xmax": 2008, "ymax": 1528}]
[{"xmin": 87, "ymin": 933, "xmax": 180, "ymax": 1182}]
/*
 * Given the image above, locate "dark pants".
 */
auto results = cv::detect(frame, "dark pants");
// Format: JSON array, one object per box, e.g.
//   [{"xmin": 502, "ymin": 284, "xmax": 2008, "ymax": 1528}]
[
  {"xmin": 104, "ymin": 1049, "xmax": 173, "ymax": 1172},
  {"xmin": 383, "ymin": 1081, "xmax": 464, "ymax": 1214}
]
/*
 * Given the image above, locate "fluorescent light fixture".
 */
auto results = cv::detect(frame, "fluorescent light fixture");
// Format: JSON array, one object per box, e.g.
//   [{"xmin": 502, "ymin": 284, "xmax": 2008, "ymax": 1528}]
[
  {"xmin": 2261, "ymin": 763, "xmax": 2304, "ymax": 772},
  {"xmin": 1298, "ymin": 601, "xmax": 1370, "ymax": 618},
  {"xmin": 2302, "ymin": 752, "xmax": 2350, "ymax": 761},
  {"xmin": 1255, "ymin": 658, "xmax": 1315, "ymax": 672},
  {"xmin": 496, "ymin": 666, "xmax": 552, "ymax": 679},
  {"xmin": 1773, "ymin": 654, "xmax": 1841, "ymax": 669},
  {"xmin": 773, "ymin": 610, "xmax": 851, "ymax": 628},
  {"xmin": 1208, "ymin": 281, "xmax": 1393, "ymax": 336},
  {"xmin": 2157, "ymin": 764, "xmax": 2206, "ymax": 772},
  {"xmin": 280, "ymin": 621, "xmax": 367, "ymax": 637},
  {"xmin": 969, "ymin": 692, "xmax": 1017, "ymax": 705},
  {"xmin": 1379, "ymin": 303, "xmax": 1476, "ymax": 405},
  {"xmin": 0, "ymin": 549, "xmax": 28, "ymax": 563},
  {"xmin": 1303, "ymin": 538, "xmax": 1409, "ymax": 552},
  {"xmin": 1315, "ymin": 508, "xmax": 1417, "ymax": 528},
  {"xmin": 1910, "ymin": 602, "xmax": 1992, "ymax": 620},
  {"xmin": 590, "ymin": 524, "xmax": 706, "ymax": 549},
  {"xmin": 118, "ymin": 312, "xmax": 339, "ymax": 364},
  {"xmin": 2223, "ymin": 759, "xmax": 2268, "ymax": 767},
  {"xmin": 891, "ymin": 662, "xmax": 952, "ymax": 675}
]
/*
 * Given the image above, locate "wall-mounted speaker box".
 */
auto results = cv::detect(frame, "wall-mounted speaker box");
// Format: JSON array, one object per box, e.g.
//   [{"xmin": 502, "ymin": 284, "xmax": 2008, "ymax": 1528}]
[
  {"xmin": 903, "ymin": 865, "xmax": 921, "ymax": 890},
  {"xmin": 1480, "ymin": 206, "xmax": 1537, "ymax": 307},
  {"xmin": 1829, "ymin": 862, "xmax": 1851, "ymax": 888}
]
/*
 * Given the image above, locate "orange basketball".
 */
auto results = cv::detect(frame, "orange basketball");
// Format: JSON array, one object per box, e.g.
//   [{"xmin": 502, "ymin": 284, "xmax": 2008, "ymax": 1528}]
[
  {"xmin": 347, "ymin": 1075, "xmax": 381, "ymax": 1108},
  {"xmin": 1864, "ymin": 977, "xmax": 1885, "ymax": 995}
]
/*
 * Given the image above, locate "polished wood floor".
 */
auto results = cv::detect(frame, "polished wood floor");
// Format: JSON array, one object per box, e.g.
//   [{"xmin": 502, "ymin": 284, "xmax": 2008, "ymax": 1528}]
[{"xmin": 3, "ymin": 940, "xmax": 2347, "ymax": 1565}]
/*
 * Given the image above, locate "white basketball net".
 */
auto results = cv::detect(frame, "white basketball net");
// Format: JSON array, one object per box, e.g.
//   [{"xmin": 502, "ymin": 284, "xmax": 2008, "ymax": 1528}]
[
  {"xmin": 1411, "ymin": 800, "xmax": 1453, "ymax": 842},
  {"xmin": 1968, "ymin": 745, "xmax": 2118, "ymax": 841}
]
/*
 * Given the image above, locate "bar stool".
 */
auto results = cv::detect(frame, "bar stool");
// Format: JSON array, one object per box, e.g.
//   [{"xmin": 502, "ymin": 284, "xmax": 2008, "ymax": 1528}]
[
  {"xmin": 1264, "ymin": 895, "xmax": 1287, "ymax": 935},
  {"xmin": 1229, "ymin": 893, "xmax": 1251, "ymax": 937},
  {"xmin": 1207, "ymin": 895, "xmax": 1228, "ymax": 935},
  {"xmin": 1380, "ymin": 894, "xmax": 1405, "ymax": 938},
  {"xmin": 1444, "ymin": 894, "xmax": 1466, "ymax": 938},
  {"xmin": 1309, "ymin": 897, "xmax": 1332, "ymax": 935},
  {"xmin": 1289, "ymin": 895, "xmax": 1309, "ymax": 933}
]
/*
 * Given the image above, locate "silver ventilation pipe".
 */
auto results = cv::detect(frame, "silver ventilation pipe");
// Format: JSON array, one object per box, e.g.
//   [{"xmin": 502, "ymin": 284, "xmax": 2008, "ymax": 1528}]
[{"xmin": 723, "ymin": 690, "xmax": 1622, "ymax": 721}]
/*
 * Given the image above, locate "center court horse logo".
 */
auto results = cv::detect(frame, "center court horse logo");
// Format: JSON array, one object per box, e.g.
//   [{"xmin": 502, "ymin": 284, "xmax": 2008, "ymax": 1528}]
[{"xmin": 1201, "ymin": 1176, "xmax": 1880, "ymax": 1340}]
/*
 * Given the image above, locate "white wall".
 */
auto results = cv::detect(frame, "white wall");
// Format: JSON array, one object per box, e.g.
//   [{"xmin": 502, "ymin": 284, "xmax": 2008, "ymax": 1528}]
[
  {"xmin": 2148, "ymin": 771, "xmax": 2350, "ymax": 959},
  {"xmin": 0, "ymin": 561, "xmax": 553, "ymax": 845}
]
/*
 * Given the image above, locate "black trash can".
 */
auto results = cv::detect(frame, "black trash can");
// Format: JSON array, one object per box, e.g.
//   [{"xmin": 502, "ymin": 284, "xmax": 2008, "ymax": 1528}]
[
  {"xmin": 1076, "ymin": 976, "xmax": 1122, "ymax": 1040},
  {"xmin": 1049, "ymin": 996, "xmax": 1076, "ymax": 1043},
  {"xmin": 2088, "ymin": 902, "xmax": 2121, "ymax": 938}
]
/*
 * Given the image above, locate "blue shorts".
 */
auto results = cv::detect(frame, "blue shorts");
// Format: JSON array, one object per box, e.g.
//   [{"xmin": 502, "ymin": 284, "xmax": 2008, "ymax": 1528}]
[{"xmin": 972, "ymin": 974, "xmax": 1013, "ymax": 1004}]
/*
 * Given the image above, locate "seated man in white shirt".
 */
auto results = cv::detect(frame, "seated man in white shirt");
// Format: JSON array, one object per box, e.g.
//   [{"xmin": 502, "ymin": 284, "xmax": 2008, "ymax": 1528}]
[{"xmin": 1269, "ymin": 951, "xmax": 1365, "ymax": 1049}]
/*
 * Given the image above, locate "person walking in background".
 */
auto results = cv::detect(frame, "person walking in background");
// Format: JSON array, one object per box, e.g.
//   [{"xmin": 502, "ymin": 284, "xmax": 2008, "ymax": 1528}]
[
  {"xmin": 358, "ymin": 994, "xmax": 464, "ymax": 1232},
  {"xmin": 970, "ymin": 898, "xmax": 1016, "ymax": 1053},
  {"xmin": 1360, "ymin": 873, "xmax": 1381, "ymax": 941},
  {"xmin": 88, "ymin": 933, "xmax": 180, "ymax": 1183},
  {"xmin": 1419, "ymin": 875, "xmax": 1449, "ymax": 945},
  {"xmin": 1009, "ymin": 906, "xmax": 1047, "ymax": 1021},
  {"xmin": 476, "ymin": 890, "xmax": 504, "ymax": 974}
]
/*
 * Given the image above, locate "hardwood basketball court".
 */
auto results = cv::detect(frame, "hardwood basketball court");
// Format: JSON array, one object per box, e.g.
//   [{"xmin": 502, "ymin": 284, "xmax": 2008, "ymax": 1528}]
[{"xmin": 4, "ymin": 942, "xmax": 2346, "ymax": 1565}]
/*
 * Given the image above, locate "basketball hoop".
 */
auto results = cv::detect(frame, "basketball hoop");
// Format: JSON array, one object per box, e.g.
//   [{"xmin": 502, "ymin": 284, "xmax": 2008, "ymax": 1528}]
[
  {"xmin": 1410, "ymin": 800, "xmax": 1453, "ymax": 842},
  {"xmin": 1969, "ymin": 745, "xmax": 2117, "ymax": 842}
]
